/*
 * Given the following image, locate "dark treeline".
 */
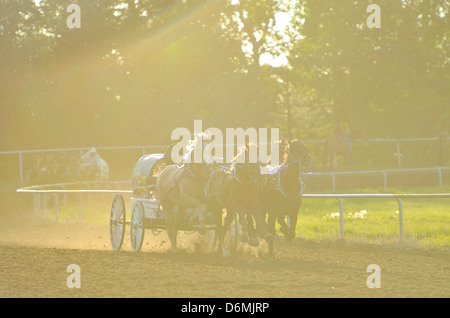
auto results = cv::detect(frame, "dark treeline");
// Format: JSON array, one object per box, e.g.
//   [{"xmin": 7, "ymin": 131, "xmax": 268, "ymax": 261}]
[{"xmin": 0, "ymin": 0, "xmax": 448, "ymax": 150}]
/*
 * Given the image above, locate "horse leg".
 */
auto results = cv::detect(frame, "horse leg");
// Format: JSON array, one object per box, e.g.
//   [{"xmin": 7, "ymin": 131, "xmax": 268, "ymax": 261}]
[
  {"xmin": 164, "ymin": 202, "xmax": 180, "ymax": 253},
  {"xmin": 279, "ymin": 201, "xmax": 300, "ymax": 242},
  {"xmin": 323, "ymin": 140, "xmax": 329, "ymax": 167},
  {"xmin": 190, "ymin": 203, "xmax": 207, "ymax": 234},
  {"xmin": 331, "ymin": 153, "xmax": 338, "ymax": 170},
  {"xmin": 266, "ymin": 211, "xmax": 277, "ymax": 237},
  {"xmin": 278, "ymin": 214, "xmax": 289, "ymax": 238},
  {"xmin": 246, "ymin": 213, "xmax": 259, "ymax": 247},
  {"xmin": 181, "ymin": 193, "xmax": 207, "ymax": 235},
  {"xmin": 345, "ymin": 151, "xmax": 352, "ymax": 170},
  {"xmin": 265, "ymin": 212, "xmax": 277, "ymax": 254},
  {"xmin": 236, "ymin": 209, "xmax": 249, "ymax": 243},
  {"xmin": 286, "ymin": 209, "xmax": 298, "ymax": 242},
  {"xmin": 211, "ymin": 208, "xmax": 222, "ymax": 253},
  {"xmin": 279, "ymin": 212, "xmax": 297, "ymax": 242},
  {"xmin": 251, "ymin": 202, "xmax": 273, "ymax": 250},
  {"xmin": 219, "ymin": 210, "xmax": 235, "ymax": 258},
  {"xmin": 277, "ymin": 204, "xmax": 290, "ymax": 238}
]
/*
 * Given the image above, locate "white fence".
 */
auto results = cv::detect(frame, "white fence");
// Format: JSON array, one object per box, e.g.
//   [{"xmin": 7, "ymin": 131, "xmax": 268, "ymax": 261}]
[
  {"xmin": 311, "ymin": 167, "xmax": 450, "ymax": 191},
  {"xmin": 16, "ymin": 183, "xmax": 450, "ymax": 241},
  {"xmin": 0, "ymin": 145, "xmax": 164, "ymax": 183},
  {"xmin": 16, "ymin": 181, "xmax": 132, "ymax": 223},
  {"xmin": 302, "ymin": 193, "xmax": 450, "ymax": 240},
  {"xmin": 2, "ymin": 136, "xmax": 449, "ymax": 183},
  {"xmin": 303, "ymin": 136, "xmax": 450, "ymax": 167}
]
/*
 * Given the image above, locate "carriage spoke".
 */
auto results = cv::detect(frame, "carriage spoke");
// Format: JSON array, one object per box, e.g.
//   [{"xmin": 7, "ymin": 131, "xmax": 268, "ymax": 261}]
[
  {"xmin": 110, "ymin": 195, "xmax": 126, "ymax": 251},
  {"xmin": 130, "ymin": 203, "xmax": 144, "ymax": 252},
  {"xmin": 134, "ymin": 229, "xmax": 141, "ymax": 246},
  {"xmin": 130, "ymin": 228, "xmax": 136, "ymax": 245}
]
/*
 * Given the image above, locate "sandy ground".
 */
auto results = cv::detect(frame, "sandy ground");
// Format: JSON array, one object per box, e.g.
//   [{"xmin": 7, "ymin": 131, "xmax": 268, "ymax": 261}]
[{"xmin": 1, "ymin": 186, "xmax": 449, "ymax": 298}]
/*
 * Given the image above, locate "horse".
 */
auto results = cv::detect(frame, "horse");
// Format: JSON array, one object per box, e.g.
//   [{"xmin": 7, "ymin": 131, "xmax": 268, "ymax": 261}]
[
  {"xmin": 91, "ymin": 154, "xmax": 109, "ymax": 181},
  {"xmin": 155, "ymin": 133, "xmax": 213, "ymax": 253},
  {"xmin": 323, "ymin": 135, "xmax": 351, "ymax": 170},
  {"xmin": 261, "ymin": 139, "xmax": 312, "ymax": 253},
  {"xmin": 77, "ymin": 152, "xmax": 109, "ymax": 181},
  {"xmin": 206, "ymin": 142, "xmax": 272, "ymax": 257}
]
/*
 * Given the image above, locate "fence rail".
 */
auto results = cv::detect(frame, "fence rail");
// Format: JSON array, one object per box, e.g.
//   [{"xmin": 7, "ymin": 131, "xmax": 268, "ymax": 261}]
[
  {"xmin": 303, "ymin": 193, "xmax": 450, "ymax": 240},
  {"xmin": 16, "ymin": 181, "xmax": 132, "ymax": 223},
  {"xmin": 16, "ymin": 182, "xmax": 450, "ymax": 242},
  {"xmin": 2, "ymin": 136, "xmax": 449, "ymax": 182},
  {"xmin": 310, "ymin": 167, "xmax": 450, "ymax": 191}
]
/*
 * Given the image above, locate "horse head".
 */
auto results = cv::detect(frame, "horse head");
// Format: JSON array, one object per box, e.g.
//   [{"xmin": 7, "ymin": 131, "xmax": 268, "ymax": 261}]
[
  {"xmin": 182, "ymin": 131, "xmax": 214, "ymax": 180},
  {"xmin": 284, "ymin": 139, "xmax": 313, "ymax": 176},
  {"xmin": 230, "ymin": 142, "xmax": 263, "ymax": 184}
]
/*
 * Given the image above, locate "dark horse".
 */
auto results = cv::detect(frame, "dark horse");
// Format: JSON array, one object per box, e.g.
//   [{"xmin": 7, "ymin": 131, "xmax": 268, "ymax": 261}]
[
  {"xmin": 261, "ymin": 139, "xmax": 312, "ymax": 253},
  {"xmin": 206, "ymin": 143, "xmax": 272, "ymax": 257},
  {"xmin": 323, "ymin": 135, "xmax": 351, "ymax": 170}
]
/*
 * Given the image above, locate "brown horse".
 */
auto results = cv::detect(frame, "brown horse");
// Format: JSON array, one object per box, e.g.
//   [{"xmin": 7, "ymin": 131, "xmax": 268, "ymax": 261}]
[
  {"xmin": 261, "ymin": 139, "xmax": 312, "ymax": 253},
  {"xmin": 323, "ymin": 135, "xmax": 351, "ymax": 170},
  {"xmin": 206, "ymin": 143, "xmax": 272, "ymax": 257},
  {"xmin": 156, "ymin": 135, "xmax": 212, "ymax": 253}
]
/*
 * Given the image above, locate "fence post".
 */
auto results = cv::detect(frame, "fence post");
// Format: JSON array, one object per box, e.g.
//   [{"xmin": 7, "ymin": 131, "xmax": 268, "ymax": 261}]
[
  {"xmin": 54, "ymin": 193, "xmax": 59, "ymax": 223},
  {"xmin": 19, "ymin": 152, "xmax": 24, "ymax": 183},
  {"xmin": 381, "ymin": 171, "xmax": 387, "ymax": 189},
  {"xmin": 396, "ymin": 198, "xmax": 404, "ymax": 240},
  {"xmin": 330, "ymin": 173, "xmax": 336, "ymax": 192},
  {"xmin": 436, "ymin": 167, "xmax": 442, "ymax": 187},
  {"xmin": 337, "ymin": 198, "xmax": 344, "ymax": 239},
  {"xmin": 396, "ymin": 139, "xmax": 402, "ymax": 167},
  {"xmin": 79, "ymin": 192, "xmax": 83, "ymax": 222}
]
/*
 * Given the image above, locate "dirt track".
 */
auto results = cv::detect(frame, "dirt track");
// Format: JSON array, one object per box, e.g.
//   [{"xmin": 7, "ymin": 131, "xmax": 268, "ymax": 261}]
[
  {"xmin": 0, "ymin": 184, "xmax": 449, "ymax": 298},
  {"xmin": 1, "ymin": 214, "xmax": 449, "ymax": 298}
]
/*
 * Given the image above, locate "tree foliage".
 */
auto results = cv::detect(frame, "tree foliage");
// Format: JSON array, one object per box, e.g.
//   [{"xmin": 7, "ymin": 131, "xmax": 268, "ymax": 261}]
[{"xmin": 0, "ymin": 0, "xmax": 448, "ymax": 150}]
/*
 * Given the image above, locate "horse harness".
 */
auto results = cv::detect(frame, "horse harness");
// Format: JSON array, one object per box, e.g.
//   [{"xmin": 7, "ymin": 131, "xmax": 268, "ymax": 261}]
[{"xmin": 267, "ymin": 160, "xmax": 305, "ymax": 198}]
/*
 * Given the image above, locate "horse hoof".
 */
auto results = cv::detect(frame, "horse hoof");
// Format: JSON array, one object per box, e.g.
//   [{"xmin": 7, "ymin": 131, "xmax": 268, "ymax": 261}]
[
  {"xmin": 248, "ymin": 238, "xmax": 259, "ymax": 247},
  {"xmin": 170, "ymin": 247, "xmax": 183, "ymax": 254},
  {"xmin": 198, "ymin": 227, "xmax": 206, "ymax": 235},
  {"xmin": 264, "ymin": 233, "xmax": 274, "ymax": 244},
  {"xmin": 285, "ymin": 235, "xmax": 294, "ymax": 242},
  {"xmin": 220, "ymin": 245, "xmax": 230, "ymax": 258}
]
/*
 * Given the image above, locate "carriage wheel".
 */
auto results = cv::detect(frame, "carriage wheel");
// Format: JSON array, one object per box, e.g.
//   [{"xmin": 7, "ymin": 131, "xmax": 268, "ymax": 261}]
[
  {"xmin": 110, "ymin": 195, "xmax": 126, "ymax": 251},
  {"xmin": 130, "ymin": 202, "xmax": 145, "ymax": 252}
]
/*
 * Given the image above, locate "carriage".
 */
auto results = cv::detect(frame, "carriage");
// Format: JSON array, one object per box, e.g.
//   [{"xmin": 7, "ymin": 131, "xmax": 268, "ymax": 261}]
[{"xmin": 109, "ymin": 153, "xmax": 238, "ymax": 252}]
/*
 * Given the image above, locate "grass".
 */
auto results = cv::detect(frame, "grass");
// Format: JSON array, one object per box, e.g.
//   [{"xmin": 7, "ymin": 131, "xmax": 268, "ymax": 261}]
[
  {"xmin": 35, "ymin": 186, "xmax": 450, "ymax": 250},
  {"xmin": 296, "ymin": 186, "xmax": 450, "ymax": 249}
]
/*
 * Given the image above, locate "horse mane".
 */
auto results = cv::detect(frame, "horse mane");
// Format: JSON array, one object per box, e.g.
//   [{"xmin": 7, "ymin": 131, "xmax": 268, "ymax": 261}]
[
  {"xmin": 277, "ymin": 138, "xmax": 290, "ymax": 166},
  {"xmin": 182, "ymin": 131, "xmax": 212, "ymax": 163},
  {"xmin": 230, "ymin": 142, "xmax": 258, "ymax": 170}
]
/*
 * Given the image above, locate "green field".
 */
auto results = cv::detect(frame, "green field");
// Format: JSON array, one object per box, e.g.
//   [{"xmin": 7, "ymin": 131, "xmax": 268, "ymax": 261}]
[
  {"xmin": 296, "ymin": 186, "xmax": 450, "ymax": 249},
  {"xmin": 34, "ymin": 186, "xmax": 450, "ymax": 250}
]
